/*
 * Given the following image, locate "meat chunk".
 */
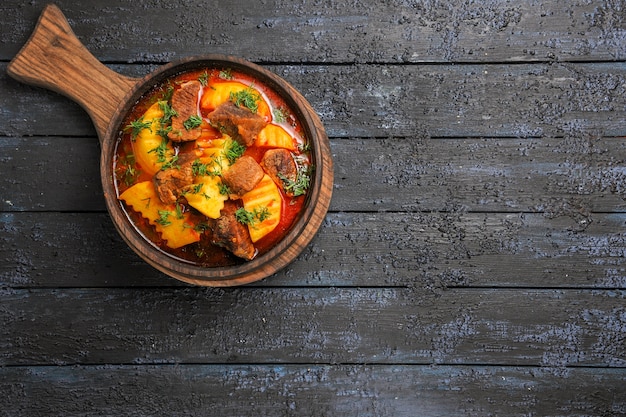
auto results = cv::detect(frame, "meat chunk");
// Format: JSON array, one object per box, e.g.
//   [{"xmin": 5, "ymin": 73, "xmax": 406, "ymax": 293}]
[
  {"xmin": 168, "ymin": 80, "xmax": 202, "ymax": 142},
  {"xmin": 221, "ymin": 155, "xmax": 264, "ymax": 199},
  {"xmin": 153, "ymin": 153, "xmax": 195, "ymax": 204},
  {"xmin": 211, "ymin": 201, "xmax": 256, "ymax": 260},
  {"xmin": 207, "ymin": 101, "xmax": 267, "ymax": 146},
  {"xmin": 261, "ymin": 149, "xmax": 298, "ymax": 195}
]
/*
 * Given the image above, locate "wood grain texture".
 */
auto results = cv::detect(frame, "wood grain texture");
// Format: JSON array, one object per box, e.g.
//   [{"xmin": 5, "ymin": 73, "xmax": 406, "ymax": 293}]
[
  {"xmin": 1, "ymin": 287, "xmax": 624, "ymax": 367},
  {"xmin": 1, "ymin": 365, "xmax": 624, "ymax": 417},
  {"xmin": 6, "ymin": 4, "xmax": 138, "ymax": 142},
  {"xmin": 2, "ymin": 212, "xmax": 625, "ymax": 288},
  {"xmin": 2, "ymin": 135, "xmax": 625, "ymax": 214},
  {"xmin": 5, "ymin": 6, "xmax": 335, "ymax": 286},
  {"xmin": 2, "ymin": 1, "xmax": 625, "ymax": 414},
  {"xmin": 333, "ymin": 137, "xmax": 626, "ymax": 213},
  {"xmin": 1, "ymin": 0, "xmax": 625, "ymax": 64},
  {"xmin": 2, "ymin": 62, "xmax": 626, "ymax": 138}
]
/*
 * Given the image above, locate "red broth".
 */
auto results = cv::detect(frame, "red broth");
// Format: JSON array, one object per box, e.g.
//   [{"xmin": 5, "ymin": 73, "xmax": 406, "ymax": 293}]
[{"xmin": 113, "ymin": 68, "xmax": 312, "ymax": 267}]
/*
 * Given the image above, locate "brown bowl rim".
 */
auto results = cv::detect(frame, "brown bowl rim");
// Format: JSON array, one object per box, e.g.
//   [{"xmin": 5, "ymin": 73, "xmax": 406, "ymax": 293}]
[{"xmin": 101, "ymin": 54, "xmax": 333, "ymax": 286}]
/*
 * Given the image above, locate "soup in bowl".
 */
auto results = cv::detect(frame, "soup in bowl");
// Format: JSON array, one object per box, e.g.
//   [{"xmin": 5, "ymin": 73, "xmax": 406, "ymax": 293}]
[
  {"xmin": 115, "ymin": 67, "xmax": 312, "ymax": 267},
  {"xmin": 102, "ymin": 57, "xmax": 333, "ymax": 286},
  {"xmin": 7, "ymin": 5, "xmax": 332, "ymax": 286}
]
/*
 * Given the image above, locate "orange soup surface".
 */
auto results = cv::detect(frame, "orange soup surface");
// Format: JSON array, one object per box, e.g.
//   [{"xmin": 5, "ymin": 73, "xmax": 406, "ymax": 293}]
[{"xmin": 113, "ymin": 68, "xmax": 312, "ymax": 267}]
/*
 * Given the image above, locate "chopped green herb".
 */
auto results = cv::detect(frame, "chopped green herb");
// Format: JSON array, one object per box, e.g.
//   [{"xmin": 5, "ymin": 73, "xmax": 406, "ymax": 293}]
[
  {"xmin": 161, "ymin": 83, "xmax": 175, "ymax": 102},
  {"xmin": 298, "ymin": 141, "xmax": 311, "ymax": 152},
  {"xmin": 192, "ymin": 159, "xmax": 210, "ymax": 176},
  {"xmin": 175, "ymin": 203, "xmax": 184, "ymax": 220},
  {"xmin": 219, "ymin": 183, "xmax": 231, "ymax": 196},
  {"xmin": 198, "ymin": 71, "xmax": 209, "ymax": 86},
  {"xmin": 219, "ymin": 69, "xmax": 233, "ymax": 80},
  {"xmin": 235, "ymin": 207, "xmax": 255, "ymax": 225},
  {"xmin": 156, "ymin": 210, "xmax": 172, "ymax": 226},
  {"xmin": 148, "ymin": 137, "xmax": 170, "ymax": 163},
  {"xmin": 148, "ymin": 138, "xmax": 178, "ymax": 171},
  {"xmin": 230, "ymin": 87, "xmax": 260, "ymax": 113},
  {"xmin": 156, "ymin": 125, "xmax": 172, "ymax": 139},
  {"xmin": 125, "ymin": 116, "xmax": 152, "ymax": 140},
  {"xmin": 225, "ymin": 140, "xmax": 246, "ymax": 164},
  {"xmin": 161, "ymin": 154, "xmax": 179, "ymax": 170},
  {"xmin": 183, "ymin": 115, "xmax": 202, "ymax": 130},
  {"xmin": 211, "ymin": 155, "xmax": 224, "ymax": 174},
  {"xmin": 279, "ymin": 164, "xmax": 312, "ymax": 197},
  {"xmin": 158, "ymin": 101, "xmax": 178, "ymax": 124},
  {"xmin": 118, "ymin": 154, "xmax": 139, "ymax": 186},
  {"xmin": 235, "ymin": 206, "xmax": 270, "ymax": 227},
  {"xmin": 273, "ymin": 108, "xmax": 288, "ymax": 123},
  {"xmin": 255, "ymin": 206, "xmax": 270, "ymax": 222},
  {"xmin": 124, "ymin": 165, "xmax": 138, "ymax": 186}
]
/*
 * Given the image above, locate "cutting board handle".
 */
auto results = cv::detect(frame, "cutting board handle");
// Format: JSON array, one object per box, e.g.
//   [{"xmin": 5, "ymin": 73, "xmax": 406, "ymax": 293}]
[{"xmin": 7, "ymin": 4, "xmax": 140, "ymax": 144}]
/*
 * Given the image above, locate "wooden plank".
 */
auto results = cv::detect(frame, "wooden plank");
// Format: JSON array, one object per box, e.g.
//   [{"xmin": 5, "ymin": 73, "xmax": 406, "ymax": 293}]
[
  {"xmin": 0, "ymin": 63, "xmax": 151, "ymax": 138},
  {"xmin": 0, "ymin": 212, "xmax": 163, "ymax": 287},
  {"xmin": 3, "ymin": 3, "xmax": 624, "ymax": 414},
  {"xmin": 2, "ymin": 212, "xmax": 625, "ymax": 288},
  {"xmin": 1, "ymin": 287, "xmax": 624, "ymax": 367},
  {"xmin": 332, "ymin": 136, "xmax": 626, "ymax": 213},
  {"xmin": 2, "ymin": 0, "xmax": 624, "ymax": 64},
  {"xmin": 2, "ymin": 135, "xmax": 625, "ymax": 213},
  {"xmin": 270, "ymin": 62, "xmax": 626, "ymax": 138},
  {"xmin": 0, "ymin": 137, "xmax": 104, "ymax": 212},
  {"xmin": 3, "ymin": 62, "xmax": 626, "ymax": 138},
  {"xmin": 0, "ymin": 364, "xmax": 624, "ymax": 416}
]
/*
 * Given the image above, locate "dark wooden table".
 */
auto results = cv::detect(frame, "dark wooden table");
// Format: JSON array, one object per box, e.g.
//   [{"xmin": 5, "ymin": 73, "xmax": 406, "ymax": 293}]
[{"xmin": 1, "ymin": 1, "xmax": 625, "ymax": 415}]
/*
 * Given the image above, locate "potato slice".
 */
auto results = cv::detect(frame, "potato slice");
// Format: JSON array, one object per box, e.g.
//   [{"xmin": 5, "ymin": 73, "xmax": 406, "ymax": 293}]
[
  {"xmin": 200, "ymin": 81, "xmax": 271, "ymax": 120},
  {"xmin": 255, "ymin": 123, "xmax": 296, "ymax": 150},
  {"xmin": 184, "ymin": 176, "xmax": 228, "ymax": 219},
  {"xmin": 131, "ymin": 101, "xmax": 175, "ymax": 177},
  {"xmin": 198, "ymin": 137, "xmax": 236, "ymax": 176},
  {"xmin": 119, "ymin": 181, "xmax": 200, "ymax": 249},
  {"xmin": 241, "ymin": 174, "xmax": 282, "ymax": 242},
  {"xmin": 200, "ymin": 138, "xmax": 228, "ymax": 165}
]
